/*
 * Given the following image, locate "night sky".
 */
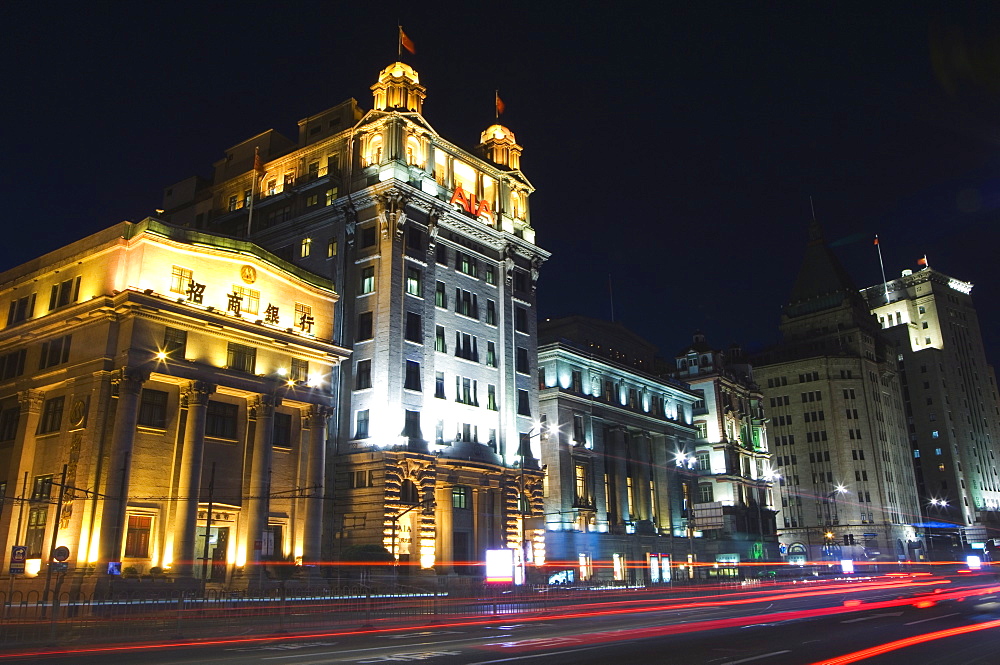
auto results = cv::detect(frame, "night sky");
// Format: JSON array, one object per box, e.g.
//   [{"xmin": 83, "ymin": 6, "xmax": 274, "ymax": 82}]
[{"xmin": 6, "ymin": 3, "xmax": 1000, "ymax": 366}]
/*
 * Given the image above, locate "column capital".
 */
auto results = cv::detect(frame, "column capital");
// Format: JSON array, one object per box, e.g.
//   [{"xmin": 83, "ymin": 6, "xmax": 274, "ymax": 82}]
[
  {"xmin": 249, "ymin": 393, "xmax": 281, "ymax": 419},
  {"xmin": 181, "ymin": 381, "xmax": 216, "ymax": 407},
  {"xmin": 18, "ymin": 389, "xmax": 45, "ymax": 414},
  {"xmin": 302, "ymin": 403, "xmax": 334, "ymax": 429},
  {"xmin": 113, "ymin": 367, "xmax": 149, "ymax": 396}
]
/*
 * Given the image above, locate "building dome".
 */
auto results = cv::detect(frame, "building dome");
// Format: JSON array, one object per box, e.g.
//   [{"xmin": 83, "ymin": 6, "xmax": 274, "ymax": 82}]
[
  {"xmin": 371, "ymin": 62, "xmax": 426, "ymax": 113},
  {"xmin": 378, "ymin": 61, "xmax": 420, "ymax": 85},
  {"xmin": 480, "ymin": 124, "xmax": 516, "ymax": 144}
]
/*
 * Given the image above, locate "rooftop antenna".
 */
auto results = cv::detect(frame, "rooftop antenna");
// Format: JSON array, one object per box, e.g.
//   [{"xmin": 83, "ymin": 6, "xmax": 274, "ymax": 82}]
[{"xmin": 809, "ymin": 196, "xmax": 816, "ymax": 221}]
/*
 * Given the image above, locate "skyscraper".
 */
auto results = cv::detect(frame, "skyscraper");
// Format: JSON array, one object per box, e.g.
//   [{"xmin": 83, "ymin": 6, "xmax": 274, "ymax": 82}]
[
  {"xmin": 862, "ymin": 263, "xmax": 1000, "ymax": 554},
  {"xmin": 754, "ymin": 221, "xmax": 920, "ymax": 563},
  {"xmin": 163, "ymin": 62, "xmax": 550, "ymax": 575}
]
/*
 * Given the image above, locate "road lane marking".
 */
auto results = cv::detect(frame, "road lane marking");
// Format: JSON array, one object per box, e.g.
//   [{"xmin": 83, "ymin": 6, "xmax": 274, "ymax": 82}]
[
  {"xmin": 719, "ymin": 652, "xmax": 791, "ymax": 665},
  {"xmin": 467, "ymin": 644, "xmax": 617, "ymax": 664},
  {"xmin": 905, "ymin": 612, "xmax": 960, "ymax": 625},
  {"xmin": 263, "ymin": 637, "xmax": 489, "ymax": 660},
  {"xmin": 840, "ymin": 612, "xmax": 904, "ymax": 623}
]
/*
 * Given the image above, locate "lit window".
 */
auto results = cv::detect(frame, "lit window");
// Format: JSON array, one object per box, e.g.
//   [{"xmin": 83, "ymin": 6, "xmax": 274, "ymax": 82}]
[
  {"xmin": 406, "ymin": 267, "xmax": 422, "ymax": 297},
  {"xmin": 294, "ymin": 302, "xmax": 314, "ymax": 332},
  {"xmin": 355, "ymin": 409, "xmax": 369, "ymax": 439},
  {"xmin": 325, "ymin": 188, "xmax": 338, "ymax": 205},
  {"xmin": 227, "ymin": 342, "xmax": 256, "ymax": 373},
  {"xmin": 327, "ymin": 238, "xmax": 337, "ymax": 258},
  {"xmin": 291, "ymin": 358, "xmax": 308, "ymax": 382},
  {"xmin": 360, "ymin": 266, "xmax": 375, "ymax": 294},
  {"xmin": 300, "ymin": 238, "xmax": 312, "ymax": 258},
  {"xmin": 170, "ymin": 266, "xmax": 193, "ymax": 295},
  {"xmin": 124, "ymin": 515, "xmax": 152, "ymax": 558},
  {"xmin": 231, "ymin": 285, "xmax": 260, "ymax": 315},
  {"xmin": 435, "ymin": 281, "xmax": 447, "ymax": 308},
  {"xmin": 452, "ymin": 486, "xmax": 470, "ymax": 509}
]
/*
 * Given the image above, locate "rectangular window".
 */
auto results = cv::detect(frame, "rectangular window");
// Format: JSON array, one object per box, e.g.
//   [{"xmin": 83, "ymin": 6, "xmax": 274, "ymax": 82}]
[
  {"xmin": 38, "ymin": 396, "xmax": 64, "ymax": 434},
  {"xmin": 227, "ymin": 342, "xmax": 256, "ymax": 373},
  {"xmin": 231, "ymin": 286, "xmax": 260, "ymax": 315},
  {"xmin": 435, "ymin": 325, "xmax": 447, "ymax": 352},
  {"xmin": 456, "ymin": 289, "xmax": 478, "ymax": 318},
  {"xmin": 124, "ymin": 514, "xmax": 152, "ymax": 558},
  {"xmin": 360, "ymin": 226, "xmax": 377, "ymax": 248},
  {"xmin": 487, "ymin": 341, "xmax": 497, "ymax": 367},
  {"xmin": 405, "ymin": 312, "xmax": 423, "ymax": 343},
  {"xmin": 404, "ymin": 360, "xmax": 422, "ymax": 391},
  {"xmin": 306, "ymin": 193, "xmax": 319, "ymax": 207},
  {"xmin": 26, "ymin": 506, "xmax": 47, "ymax": 559},
  {"xmin": 360, "ymin": 266, "xmax": 375, "ymax": 294},
  {"xmin": 205, "ymin": 401, "xmax": 238, "ymax": 439},
  {"xmin": 6, "ymin": 293, "xmax": 36, "ymax": 326},
  {"xmin": 327, "ymin": 238, "xmax": 338, "ymax": 258},
  {"xmin": 356, "ymin": 311, "xmax": 373, "ymax": 341},
  {"xmin": 452, "ymin": 486, "xmax": 470, "ymax": 509},
  {"xmin": 515, "ymin": 307, "xmax": 528, "ymax": 333},
  {"xmin": 38, "ymin": 335, "xmax": 72, "ymax": 370},
  {"xmin": 436, "ymin": 244, "xmax": 448, "ymax": 265},
  {"xmin": 435, "ymin": 281, "xmax": 447, "ymax": 308},
  {"xmin": 486, "ymin": 299, "xmax": 496, "ymax": 325},
  {"xmin": 272, "ymin": 412, "xmax": 292, "ymax": 448},
  {"xmin": 406, "ymin": 226, "xmax": 423, "ymax": 252},
  {"xmin": 574, "ymin": 414, "xmax": 586, "ymax": 443},
  {"xmin": 355, "ymin": 359, "xmax": 372, "ymax": 390},
  {"xmin": 456, "ymin": 252, "xmax": 478, "ymax": 277},
  {"xmin": 137, "ymin": 389, "xmax": 168, "ymax": 429},
  {"xmin": 406, "ymin": 267, "xmax": 423, "ymax": 297},
  {"xmin": 403, "ymin": 410, "xmax": 421, "ymax": 438},
  {"xmin": 435, "ymin": 372, "xmax": 446, "ymax": 399},
  {"xmin": 294, "ymin": 302, "xmax": 314, "ymax": 332},
  {"xmin": 48, "ymin": 277, "xmax": 81, "ymax": 311},
  {"xmin": 325, "ymin": 188, "xmax": 338, "ymax": 205},
  {"xmin": 513, "ymin": 270, "xmax": 528, "ymax": 293},
  {"xmin": 516, "ymin": 347, "xmax": 529, "ymax": 374},
  {"xmin": 163, "ymin": 327, "xmax": 187, "ymax": 358},
  {"xmin": 300, "ymin": 238, "xmax": 312, "ymax": 258},
  {"xmin": 0, "ymin": 407, "xmax": 19, "ymax": 442},
  {"xmin": 291, "ymin": 358, "xmax": 308, "ymax": 382},
  {"xmin": 170, "ymin": 266, "xmax": 193, "ymax": 295},
  {"xmin": 517, "ymin": 389, "xmax": 531, "ymax": 416},
  {"xmin": 698, "ymin": 483, "xmax": 714, "ymax": 503},
  {"xmin": 486, "ymin": 384, "xmax": 498, "ymax": 410},
  {"xmin": 485, "ymin": 265, "xmax": 496, "ymax": 285},
  {"xmin": 355, "ymin": 409, "xmax": 370, "ymax": 439},
  {"xmin": 0, "ymin": 349, "xmax": 26, "ymax": 380}
]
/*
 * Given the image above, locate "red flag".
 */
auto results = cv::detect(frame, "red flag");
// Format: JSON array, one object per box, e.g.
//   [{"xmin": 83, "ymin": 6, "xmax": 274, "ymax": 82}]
[
  {"xmin": 399, "ymin": 27, "xmax": 416, "ymax": 55},
  {"xmin": 917, "ymin": 256, "xmax": 928, "ymax": 266},
  {"xmin": 495, "ymin": 92, "xmax": 505, "ymax": 116},
  {"xmin": 253, "ymin": 147, "xmax": 265, "ymax": 180},
  {"xmin": 873, "ymin": 235, "xmax": 879, "ymax": 246}
]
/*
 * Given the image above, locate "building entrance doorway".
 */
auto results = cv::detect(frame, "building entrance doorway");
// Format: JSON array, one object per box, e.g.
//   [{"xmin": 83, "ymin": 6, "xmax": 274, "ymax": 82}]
[{"xmin": 195, "ymin": 526, "xmax": 229, "ymax": 581}]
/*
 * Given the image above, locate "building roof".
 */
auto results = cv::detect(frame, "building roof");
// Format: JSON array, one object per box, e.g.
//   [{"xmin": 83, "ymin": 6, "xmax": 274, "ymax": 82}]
[{"xmin": 784, "ymin": 219, "xmax": 864, "ymax": 318}]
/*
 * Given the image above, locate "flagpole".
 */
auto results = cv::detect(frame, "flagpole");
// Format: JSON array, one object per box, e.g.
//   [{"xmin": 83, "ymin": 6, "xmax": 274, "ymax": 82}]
[
  {"xmin": 875, "ymin": 235, "xmax": 889, "ymax": 302},
  {"xmin": 247, "ymin": 146, "xmax": 262, "ymax": 238},
  {"xmin": 397, "ymin": 25, "xmax": 402, "ymax": 58},
  {"xmin": 495, "ymin": 90, "xmax": 499, "ymax": 120}
]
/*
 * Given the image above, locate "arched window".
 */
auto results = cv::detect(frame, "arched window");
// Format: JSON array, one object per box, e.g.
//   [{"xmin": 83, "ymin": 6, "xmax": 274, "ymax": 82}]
[
  {"xmin": 401, "ymin": 479, "xmax": 419, "ymax": 504},
  {"xmin": 367, "ymin": 135, "xmax": 383, "ymax": 166},
  {"xmin": 405, "ymin": 136, "xmax": 422, "ymax": 167}
]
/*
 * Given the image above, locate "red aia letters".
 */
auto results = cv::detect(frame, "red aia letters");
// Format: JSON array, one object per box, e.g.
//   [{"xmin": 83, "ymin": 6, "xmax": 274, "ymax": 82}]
[{"xmin": 450, "ymin": 185, "xmax": 492, "ymax": 222}]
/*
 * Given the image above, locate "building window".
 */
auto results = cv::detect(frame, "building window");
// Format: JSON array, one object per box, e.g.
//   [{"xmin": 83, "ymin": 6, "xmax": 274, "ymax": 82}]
[
  {"xmin": 327, "ymin": 238, "xmax": 338, "ymax": 258},
  {"xmin": 0, "ymin": 407, "xmax": 19, "ymax": 442},
  {"xmin": 205, "ymin": 401, "xmax": 238, "ymax": 439},
  {"xmin": 360, "ymin": 266, "xmax": 375, "ymax": 294},
  {"xmin": 401, "ymin": 479, "xmax": 419, "ymax": 504},
  {"xmin": 272, "ymin": 412, "xmax": 292, "ymax": 448},
  {"xmin": 0, "ymin": 349, "xmax": 26, "ymax": 380},
  {"xmin": 6, "ymin": 293, "xmax": 36, "ymax": 326},
  {"xmin": 435, "ymin": 325, "xmax": 447, "ymax": 352},
  {"xmin": 456, "ymin": 289, "xmax": 478, "ymax": 318},
  {"xmin": 38, "ymin": 335, "xmax": 72, "ymax": 370},
  {"xmin": 38, "ymin": 396, "xmax": 64, "ymax": 434},
  {"xmin": 698, "ymin": 483, "xmax": 714, "ymax": 503},
  {"xmin": 406, "ymin": 226, "xmax": 423, "ymax": 252},
  {"xmin": 485, "ymin": 265, "xmax": 496, "ymax": 285},
  {"xmin": 456, "ymin": 377, "xmax": 478, "ymax": 406},
  {"xmin": 452, "ymin": 486, "xmax": 470, "ymax": 509},
  {"xmin": 355, "ymin": 359, "xmax": 372, "ymax": 390},
  {"xmin": 487, "ymin": 384, "xmax": 498, "ymax": 410},
  {"xmin": 487, "ymin": 341, "xmax": 497, "ymax": 367},
  {"xmin": 124, "ymin": 514, "xmax": 152, "ymax": 558},
  {"xmin": 300, "ymin": 238, "xmax": 312, "ymax": 258},
  {"xmin": 435, "ymin": 372, "xmax": 446, "ymax": 399},
  {"xmin": 517, "ymin": 389, "xmax": 531, "ymax": 416},
  {"xmin": 355, "ymin": 410, "xmax": 370, "ymax": 439},
  {"xmin": 163, "ymin": 327, "xmax": 187, "ymax": 358},
  {"xmin": 486, "ymin": 299, "xmax": 496, "ymax": 325},
  {"xmin": 356, "ymin": 311, "xmax": 373, "ymax": 342},
  {"xmin": 575, "ymin": 464, "xmax": 590, "ymax": 505},
  {"xmin": 360, "ymin": 226, "xmax": 377, "ymax": 248},
  {"xmin": 516, "ymin": 347, "xmax": 530, "ymax": 374},
  {"xmin": 26, "ymin": 506, "xmax": 47, "ymax": 559},
  {"xmin": 294, "ymin": 302, "xmax": 314, "ymax": 332},
  {"xmin": 137, "ymin": 389, "xmax": 168, "ymax": 429},
  {"xmin": 170, "ymin": 266, "xmax": 193, "ymax": 295},
  {"xmin": 455, "ymin": 332, "xmax": 478, "ymax": 361},
  {"xmin": 405, "ymin": 312, "xmax": 423, "ymax": 343},
  {"xmin": 351, "ymin": 469, "xmax": 374, "ymax": 489},
  {"xmin": 406, "ymin": 267, "xmax": 422, "ymax": 297},
  {"xmin": 436, "ymin": 244, "xmax": 448, "ymax": 265},
  {"xmin": 573, "ymin": 414, "xmax": 585, "ymax": 443},
  {"xmin": 456, "ymin": 252, "xmax": 478, "ymax": 278},
  {"xmin": 227, "ymin": 342, "xmax": 257, "ymax": 373},
  {"xmin": 404, "ymin": 360, "xmax": 422, "ymax": 391},
  {"xmin": 306, "ymin": 194, "xmax": 319, "ymax": 207},
  {"xmin": 515, "ymin": 307, "xmax": 528, "ymax": 333},
  {"xmin": 231, "ymin": 286, "xmax": 260, "ymax": 315},
  {"xmin": 325, "ymin": 187, "xmax": 339, "ymax": 205},
  {"xmin": 291, "ymin": 358, "xmax": 308, "ymax": 382},
  {"xmin": 48, "ymin": 277, "xmax": 81, "ymax": 311},
  {"xmin": 403, "ymin": 409, "xmax": 421, "ymax": 438},
  {"xmin": 435, "ymin": 281, "xmax": 447, "ymax": 308}
]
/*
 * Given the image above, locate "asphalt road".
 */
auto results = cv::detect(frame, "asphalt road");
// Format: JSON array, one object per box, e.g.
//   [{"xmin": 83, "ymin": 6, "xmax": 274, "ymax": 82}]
[{"xmin": 6, "ymin": 573, "xmax": 1000, "ymax": 665}]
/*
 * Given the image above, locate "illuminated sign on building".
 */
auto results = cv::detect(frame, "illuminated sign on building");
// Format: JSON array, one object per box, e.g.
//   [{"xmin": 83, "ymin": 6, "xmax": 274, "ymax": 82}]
[{"xmin": 449, "ymin": 185, "xmax": 492, "ymax": 222}]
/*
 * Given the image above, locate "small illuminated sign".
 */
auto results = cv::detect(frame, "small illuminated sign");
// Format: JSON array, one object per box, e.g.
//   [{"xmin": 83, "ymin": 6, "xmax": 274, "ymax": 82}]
[
  {"xmin": 840, "ymin": 559, "xmax": 855, "ymax": 574},
  {"xmin": 967, "ymin": 555, "xmax": 982, "ymax": 570},
  {"xmin": 450, "ymin": 185, "xmax": 492, "ymax": 222},
  {"xmin": 240, "ymin": 265, "xmax": 257, "ymax": 284},
  {"xmin": 485, "ymin": 548, "xmax": 514, "ymax": 583}
]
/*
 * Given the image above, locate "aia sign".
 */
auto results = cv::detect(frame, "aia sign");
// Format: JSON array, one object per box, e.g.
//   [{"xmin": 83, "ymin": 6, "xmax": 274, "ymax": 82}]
[{"xmin": 450, "ymin": 185, "xmax": 492, "ymax": 222}]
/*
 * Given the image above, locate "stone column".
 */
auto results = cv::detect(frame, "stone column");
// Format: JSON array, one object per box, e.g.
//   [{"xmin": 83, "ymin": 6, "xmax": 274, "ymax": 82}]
[
  {"xmin": 245, "ymin": 392, "xmax": 279, "ymax": 571},
  {"xmin": 0, "ymin": 390, "xmax": 44, "ymax": 566},
  {"xmin": 302, "ymin": 404, "xmax": 332, "ymax": 569},
  {"xmin": 611, "ymin": 426, "xmax": 631, "ymax": 524},
  {"xmin": 98, "ymin": 368, "xmax": 147, "ymax": 570},
  {"xmin": 435, "ymin": 484, "xmax": 454, "ymax": 575},
  {"xmin": 172, "ymin": 381, "xmax": 216, "ymax": 578}
]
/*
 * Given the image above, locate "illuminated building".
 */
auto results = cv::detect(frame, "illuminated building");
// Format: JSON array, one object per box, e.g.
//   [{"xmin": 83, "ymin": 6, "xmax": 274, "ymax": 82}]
[
  {"xmin": 672, "ymin": 333, "xmax": 777, "ymax": 566},
  {"xmin": 162, "ymin": 62, "xmax": 549, "ymax": 575},
  {"xmin": 753, "ymin": 221, "xmax": 920, "ymax": 563},
  {"xmin": 0, "ymin": 219, "xmax": 348, "ymax": 583},
  {"xmin": 861, "ymin": 264, "xmax": 1000, "ymax": 553},
  {"xmin": 536, "ymin": 317, "xmax": 700, "ymax": 584}
]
